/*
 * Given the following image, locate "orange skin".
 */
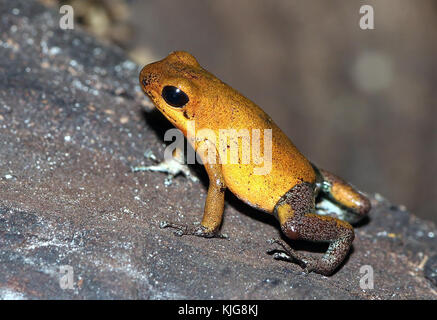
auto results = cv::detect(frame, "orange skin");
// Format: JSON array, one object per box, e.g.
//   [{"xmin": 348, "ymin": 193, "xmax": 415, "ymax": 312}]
[{"xmin": 139, "ymin": 51, "xmax": 371, "ymax": 275}]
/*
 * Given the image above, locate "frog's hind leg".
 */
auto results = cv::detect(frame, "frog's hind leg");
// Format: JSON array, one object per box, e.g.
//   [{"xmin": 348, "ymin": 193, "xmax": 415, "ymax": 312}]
[
  {"xmin": 317, "ymin": 168, "xmax": 371, "ymax": 224},
  {"xmin": 270, "ymin": 182, "xmax": 355, "ymax": 276}
]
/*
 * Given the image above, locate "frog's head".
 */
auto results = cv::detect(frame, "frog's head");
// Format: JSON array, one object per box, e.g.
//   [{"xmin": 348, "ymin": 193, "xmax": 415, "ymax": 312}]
[{"xmin": 139, "ymin": 51, "xmax": 219, "ymax": 136}]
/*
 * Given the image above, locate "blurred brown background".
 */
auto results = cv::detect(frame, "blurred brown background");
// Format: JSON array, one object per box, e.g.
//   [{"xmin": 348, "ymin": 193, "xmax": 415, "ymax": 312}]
[{"xmin": 52, "ymin": 0, "xmax": 437, "ymax": 223}]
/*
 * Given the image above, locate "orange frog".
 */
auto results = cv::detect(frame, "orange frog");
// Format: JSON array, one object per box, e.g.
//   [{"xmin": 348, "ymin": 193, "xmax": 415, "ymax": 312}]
[{"xmin": 138, "ymin": 51, "xmax": 370, "ymax": 275}]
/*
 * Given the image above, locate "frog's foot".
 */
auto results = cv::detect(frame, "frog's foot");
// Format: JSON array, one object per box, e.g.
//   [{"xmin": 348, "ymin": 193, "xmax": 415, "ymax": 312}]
[
  {"xmin": 267, "ymin": 239, "xmax": 318, "ymax": 274},
  {"xmin": 131, "ymin": 153, "xmax": 198, "ymax": 186},
  {"xmin": 159, "ymin": 221, "xmax": 229, "ymax": 239},
  {"xmin": 131, "ymin": 163, "xmax": 176, "ymax": 186}
]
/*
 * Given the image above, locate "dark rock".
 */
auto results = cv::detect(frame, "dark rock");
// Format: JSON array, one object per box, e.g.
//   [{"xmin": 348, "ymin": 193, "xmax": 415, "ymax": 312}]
[
  {"xmin": 0, "ymin": 0, "xmax": 436, "ymax": 299},
  {"xmin": 425, "ymin": 255, "xmax": 437, "ymax": 287}
]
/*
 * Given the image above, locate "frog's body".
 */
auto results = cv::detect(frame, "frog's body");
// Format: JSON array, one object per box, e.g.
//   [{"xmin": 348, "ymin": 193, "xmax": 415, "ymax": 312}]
[
  {"xmin": 139, "ymin": 51, "xmax": 370, "ymax": 275},
  {"xmin": 185, "ymin": 83, "xmax": 316, "ymax": 213}
]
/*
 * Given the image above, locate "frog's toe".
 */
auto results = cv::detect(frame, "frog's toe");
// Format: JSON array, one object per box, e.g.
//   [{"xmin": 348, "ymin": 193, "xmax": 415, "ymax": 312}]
[
  {"xmin": 164, "ymin": 175, "xmax": 175, "ymax": 186},
  {"xmin": 159, "ymin": 220, "xmax": 228, "ymax": 239},
  {"xmin": 272, "ymin": 252, "xmax": 292, "ymax": 261},
  {"xmin": 159, "ymin": 220, "xmax": 186, "ymax": 236},
  {"xmin": 267, "ymin": 238, "xmax": 319, "ymax": 272}
]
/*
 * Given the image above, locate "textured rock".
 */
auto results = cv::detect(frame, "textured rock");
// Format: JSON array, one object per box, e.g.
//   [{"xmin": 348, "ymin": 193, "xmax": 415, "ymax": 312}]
[{"xmin": 0, "ymin": 0, "xmax": 436, "ymax": 299}]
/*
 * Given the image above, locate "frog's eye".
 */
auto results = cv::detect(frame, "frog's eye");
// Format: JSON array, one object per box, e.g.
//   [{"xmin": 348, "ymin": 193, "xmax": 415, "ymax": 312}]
[{"xmin": 161, "ymin": 86, "xmax": 189, "ymax": 108}]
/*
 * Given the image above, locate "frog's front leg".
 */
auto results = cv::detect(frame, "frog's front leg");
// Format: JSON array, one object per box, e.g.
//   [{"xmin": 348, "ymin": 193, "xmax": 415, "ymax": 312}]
[
  {"xmin": 131, "ymin": 148, "xmax": 198, "ymax": 186},
  {"xmin": 270, "ymin": 182, "xmax": 355, "ymax": 276},
  {"xmin": 160, "ymin": 142, "xmax": 228, "ymax": 239}
]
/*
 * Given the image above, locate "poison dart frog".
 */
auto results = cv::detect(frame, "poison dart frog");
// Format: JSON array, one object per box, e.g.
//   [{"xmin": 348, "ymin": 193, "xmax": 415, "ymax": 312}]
[{"xmin": 138, "ymin": 51, "xmax": 371, "ymax": 275}]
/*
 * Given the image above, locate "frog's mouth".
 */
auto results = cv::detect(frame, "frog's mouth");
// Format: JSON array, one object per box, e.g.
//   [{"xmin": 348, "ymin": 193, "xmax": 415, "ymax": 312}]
[{"xmin": 140, "ymin": 84, "xmax": 157, "ymax": 102}]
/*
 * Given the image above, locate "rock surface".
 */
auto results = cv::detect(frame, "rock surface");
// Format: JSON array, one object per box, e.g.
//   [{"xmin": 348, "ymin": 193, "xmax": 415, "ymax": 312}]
[{"xmin": 0, "ymin": 0, "xmax": 436, "ymax": 299}]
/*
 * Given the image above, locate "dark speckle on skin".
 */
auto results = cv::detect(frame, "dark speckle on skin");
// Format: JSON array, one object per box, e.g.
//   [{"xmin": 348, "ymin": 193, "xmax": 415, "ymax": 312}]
[
  {"xmin": 183, "ymin": 110, "xmax": 190, "ymax": 119},
  {"xmin": 141, "ymin": 73, "xmax": 159, "ymax": 87}
]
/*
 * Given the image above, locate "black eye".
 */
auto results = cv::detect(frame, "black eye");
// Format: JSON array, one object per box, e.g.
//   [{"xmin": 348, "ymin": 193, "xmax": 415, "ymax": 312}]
[{"xmin": 161, "ymin": 86, "xmax": 189, "ymax": 108}]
